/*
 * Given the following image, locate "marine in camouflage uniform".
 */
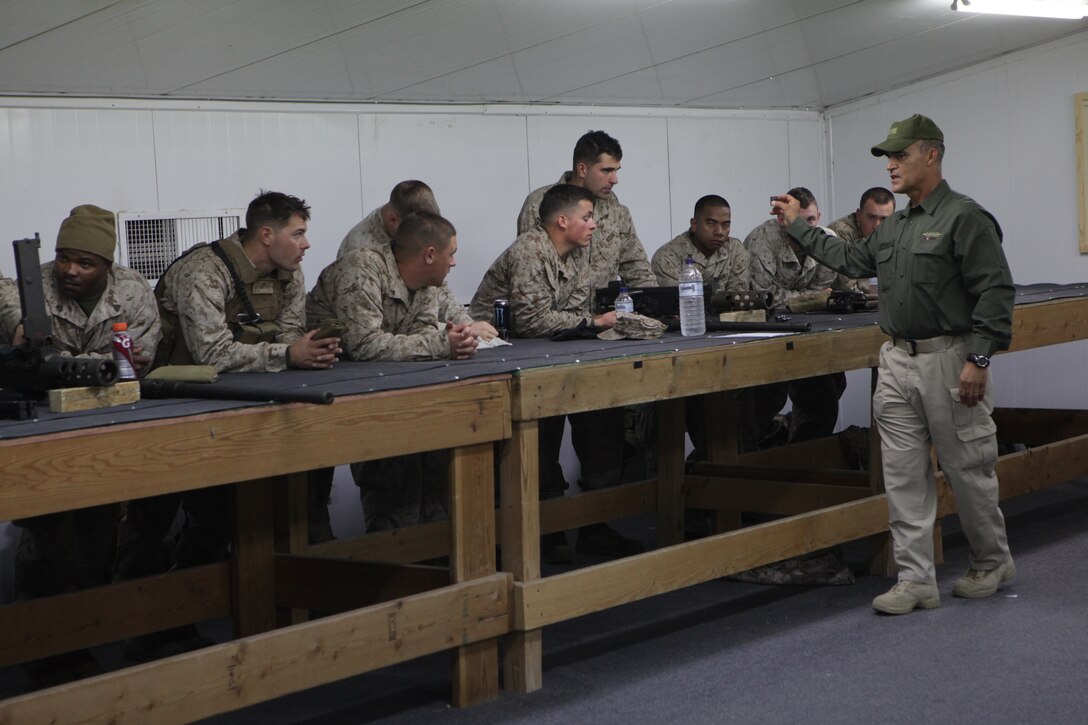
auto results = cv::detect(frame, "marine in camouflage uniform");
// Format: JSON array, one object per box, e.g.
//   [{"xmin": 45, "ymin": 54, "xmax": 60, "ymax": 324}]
[
  {"xmin": 0, "ymin": 272, "xmax": 19, "ymax": 343},
  {"xmin": 336, "ymin": 181, "xmax": 469, "ymax": 327},
  {"xmin": 653, "ymin": 196, "xmax": 750, "ymax": 462},
  {"xmin": 13, "ymin": 205, "xmax": 161, "ymax": 683},
  {"xmin": 154, "ymin": 232, "xmax": 307, "ymax": 371},
  {"xmin": 651, "ymin": 231, "xmax": 749, "ymax": 288},
  {"xmin": 312, "ymin": 211, "xmax": 474, "ymax": 531},
  {"xmin": 827, "ymin": 213, "xmax": 873, "ymax": 294},
  {"xmin": 743, "ymin": 191, "xmax": 846, "ymax": 448},
  {"xmin": 312, "ymin": 246, "xmax": 472, "ymax": 361},
  {"xmin": 469, "ymin": 226, "xmax": 595, "ymax": 337},
  {"xmin": 827, "ymin": 187, "xmax": 897, "ymax": 295},
  {"xmin": 486, "ymin": 179, "xmax": 638, "ymax": 558},
  {"xmin": 115, "ymin": 195, "xmax": 339, "ymax": 635},
  {"xmin": 518, "ymin": 171, "xmax": 655, "ymax": 292}
]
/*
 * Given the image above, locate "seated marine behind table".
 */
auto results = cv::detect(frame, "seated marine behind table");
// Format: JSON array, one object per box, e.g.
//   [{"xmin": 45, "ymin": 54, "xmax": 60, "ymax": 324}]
[
  {"xmin": 517, "ymin": 132, "xmax": 654, "ymax": 560},
  {"xmin": 473, "ymin": 184, "xmax": 643, "ymax": 563},
  {"xmin": 773, "ymin": 112, "xmax": 1015, "ymax": 614},
  {"xmin": 336, "ymin": 179, "xmax": 496, "ymax": 340},
  {"xmin": 10, "ymin": 204, "xmax": 162, "ymax": 687},
  {"xmin": 652, "ymin": 194, "xmax": 751, "ymax": 462},
  {"xmin": 826, "ymin": 186, "xmax": 897, "ymax": 294},
  {"xmin": 112, "ymin": 191, "xmax": 341, "ymax": 661},
  {"xmin": 308, "ymin": 211, "xmax": 479, "ymax": 531},
  {"xmin": 742, "ymin": 186, "xmax": 847, "ymax": 450},
  {"xmin": 0, "ymin": 272, "xmax": 18, "ymax": 344},
  {"xmin": 517, "ymin": 129, "xmax": 656, "ymax": 292}
]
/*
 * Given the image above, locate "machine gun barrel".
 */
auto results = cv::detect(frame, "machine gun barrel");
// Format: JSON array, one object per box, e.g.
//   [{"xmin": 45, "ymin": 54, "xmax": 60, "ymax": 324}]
[
  {"xmin": 708, "ymin": 289, "xmax": 774, "ymax": 312},
  {"xmin": 0, "ymin": 345, "xmax": 119, "ymax": 392},
  {"xmin": 140, "ymin": 378, "xmax": 335, "ymax": 405}
]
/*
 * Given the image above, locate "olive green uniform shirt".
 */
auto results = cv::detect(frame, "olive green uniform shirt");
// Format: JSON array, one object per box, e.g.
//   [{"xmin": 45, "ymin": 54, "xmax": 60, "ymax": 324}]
[
  {"xmin": 651, "ymin": 231, "xmax": 750, "ymax": 289},
  {"xmin": 517, "ymin": 172, "xmax": 656, "ymax": 291},
  {"xmin": 786, "ymin": 179, "xmax": 1013, "ymax": 357}
]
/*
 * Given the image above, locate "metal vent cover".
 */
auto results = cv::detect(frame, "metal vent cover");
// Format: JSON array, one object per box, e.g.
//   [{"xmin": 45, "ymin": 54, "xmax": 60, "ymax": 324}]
[{"xmin": 117, "ymin": 210, "xmax": 242, "ymax": 284}]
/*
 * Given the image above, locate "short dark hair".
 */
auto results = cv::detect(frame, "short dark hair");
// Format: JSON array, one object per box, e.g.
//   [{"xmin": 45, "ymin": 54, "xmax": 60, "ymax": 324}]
[
  {"xmin": 859, "ymin": 187, "xmax": 895, "ymax": 209},
  {"xmin": 392, "ymin": 211, "xmax": 456, "ymax": 260},
  {"xmin": 246, "ymin": 191, "xmax": 310, "ymax": 230},
  {"xmin": 919, "ymin": 138, "xmax": 946, "ymax": 161},
  {"xmin": 694, "ymin": 195, "xmax": 730, "ymax": 217},
  {"xmin": 787, "ymin": 187, "xmax": 817, "ymax": 210},
  {"xmin": 388, "ymin": 180, "xmax": 440, "ymax": 217},
  {"xmin": 539, "ymin": 184, "xmax": 596, "ymax": 225},
  {"xmin": 572, "ymin": 130, "xmax": 622, "ymax": 169}
]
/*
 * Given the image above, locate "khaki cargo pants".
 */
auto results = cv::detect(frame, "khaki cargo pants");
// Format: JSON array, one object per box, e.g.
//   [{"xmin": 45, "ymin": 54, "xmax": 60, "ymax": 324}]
[{"xmin": 873, "ymin": 335, "xmax": 1010, "ymax": 585}]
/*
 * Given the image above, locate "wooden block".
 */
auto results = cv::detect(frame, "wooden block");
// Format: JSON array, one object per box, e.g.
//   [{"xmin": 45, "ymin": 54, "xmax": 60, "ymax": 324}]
[
  {"xmin": 47, "ymin": 380, "xmax": 139, "ymax": 413},
  {"xmin": 718, "ymin": 310, "xmax": 766, "ymax": 323}
]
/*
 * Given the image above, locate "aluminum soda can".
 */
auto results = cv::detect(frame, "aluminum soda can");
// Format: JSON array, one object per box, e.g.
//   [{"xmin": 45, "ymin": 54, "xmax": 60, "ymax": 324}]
[{"xmin": 493, "ymin": 298, "xmax": 511, "ymax": 341}]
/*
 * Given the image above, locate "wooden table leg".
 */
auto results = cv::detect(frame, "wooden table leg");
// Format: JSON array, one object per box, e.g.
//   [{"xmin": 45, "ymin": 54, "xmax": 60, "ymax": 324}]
[
  {"xmin": 656, "ymin": 398, "xmax": 686, "ymax": 548},
  {"xmin": 274, "ymin": 471, "xmax": 310, "ymax": 625},
  {"xmin": 233, "ymin": 477, "xmax": 277, "ymax": 637},
  {"xmin": 501, "ymin": 419, "xmax": 542, "ymax": 693},
  {"xmin": 449, "ymin": 443, "xmax": 499, "ymax": 707},
  {"xmin": 705, "ymin": 390, "xmax": 742, "ymax": 532}
]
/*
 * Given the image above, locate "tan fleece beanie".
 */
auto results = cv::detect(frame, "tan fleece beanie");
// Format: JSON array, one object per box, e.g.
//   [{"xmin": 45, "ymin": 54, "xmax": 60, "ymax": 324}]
[{"xmin": 56, "ymin": 204, "xmax": 116, "ymax": 263}]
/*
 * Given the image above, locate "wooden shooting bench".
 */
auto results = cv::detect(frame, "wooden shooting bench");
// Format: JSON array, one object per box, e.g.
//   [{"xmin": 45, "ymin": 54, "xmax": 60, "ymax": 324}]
[
  {"xmin": 0, "ymin": 373, "xmax": 510, "ymax": 723},
  {"xmin": 2, "ymin": 284, "xmax": 1087, "ymax": 720},
  {"xmin": 499, "ymin": 286, "xmax": 1088, "ymax": 693}
]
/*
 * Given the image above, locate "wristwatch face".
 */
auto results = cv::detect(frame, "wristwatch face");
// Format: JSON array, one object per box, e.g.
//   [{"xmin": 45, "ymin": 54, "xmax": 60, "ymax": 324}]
[{"xmin": 968, "ymin": 353, "xmax": 990, "ymax": 368}]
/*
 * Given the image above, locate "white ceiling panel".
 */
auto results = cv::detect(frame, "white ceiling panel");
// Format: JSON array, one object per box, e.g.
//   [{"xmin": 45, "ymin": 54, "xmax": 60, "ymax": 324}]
[
  {"xmin": 0, "ymin": 0, "xmax": 120, "ymax": 50},
  {"xmin": 512, "ymin": 14, "xmax": 655, "ymax": 100},
  {"xmin": 0, "ymin": 0, "xmax": 1084, "ymax": 110},
  {"xmin": 653, "ymin": 35, "xmax": 778, "ymax": 105},
  {"xmin": 496, "ymin": 0, "xmax": 662, "ymax": 52},
  {"xmin": 384, "ymin": 56, "xmax": 525, "ymax": 103},
  {"xmin": 555, "ymin": 67, "xmax": 665, "ymax": 108},
  {"xmin": 185, "ymin": 37, "xmax": 358, "ymax": 100},
  {"xmin": 336, "ymin": 0, "xmax": 510, "ymax": 97}
]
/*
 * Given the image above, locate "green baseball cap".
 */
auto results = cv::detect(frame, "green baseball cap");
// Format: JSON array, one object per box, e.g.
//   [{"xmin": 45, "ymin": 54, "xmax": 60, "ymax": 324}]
[{"xmin": 870, "ymin": 114, "xmax": 944, "ymax": 157}]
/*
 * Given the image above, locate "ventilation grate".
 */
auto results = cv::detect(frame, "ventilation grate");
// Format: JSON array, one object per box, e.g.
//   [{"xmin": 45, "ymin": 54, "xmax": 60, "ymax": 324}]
[{"xmin": 117, "ymin": 210, "xmax": 243, "ymax": 283}]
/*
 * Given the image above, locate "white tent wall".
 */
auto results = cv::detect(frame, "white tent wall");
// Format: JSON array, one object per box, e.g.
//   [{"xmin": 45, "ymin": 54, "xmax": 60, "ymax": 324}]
[{"xmin": 0, "ymin": 100, "xmax": 825, "ymax": 302}]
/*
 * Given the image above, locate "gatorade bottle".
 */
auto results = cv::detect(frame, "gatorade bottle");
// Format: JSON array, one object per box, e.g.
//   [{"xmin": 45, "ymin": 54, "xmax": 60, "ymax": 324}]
[{"xmin": 111, "ymin": 322, "xmax": 137, "ymax": 380}]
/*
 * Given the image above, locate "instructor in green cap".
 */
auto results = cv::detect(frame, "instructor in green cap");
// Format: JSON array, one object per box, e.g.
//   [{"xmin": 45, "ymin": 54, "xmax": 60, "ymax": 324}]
[{"xmin": 771, "ymin": 113, "xmax": 1016, "ymax": 615}]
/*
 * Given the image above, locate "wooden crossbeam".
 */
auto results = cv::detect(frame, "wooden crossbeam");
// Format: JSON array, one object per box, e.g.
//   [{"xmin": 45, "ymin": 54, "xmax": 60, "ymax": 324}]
[
  {"xmin": 0, "ymin": 575, "xmax": 510, "ymax": 725},
  {"xmin": 274, "ymin": 555, "xmax": 448, "ymax": 611},
  {"xmin": 685, "ymin": 475, "xmax": 870, "ymax": 515},
  {"xmin": 0, "ymin": 564, "xmax": 229, "ymax": 667}
]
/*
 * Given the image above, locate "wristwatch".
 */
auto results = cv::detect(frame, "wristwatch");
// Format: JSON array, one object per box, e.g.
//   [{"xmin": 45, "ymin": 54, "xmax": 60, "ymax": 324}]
[{"xmin": 966, "ymin": 353, "xmax": 990, "ymax": 369}]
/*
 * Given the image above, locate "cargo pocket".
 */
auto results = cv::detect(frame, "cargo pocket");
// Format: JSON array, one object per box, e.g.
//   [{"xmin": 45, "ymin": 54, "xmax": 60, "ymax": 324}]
[{"xmin": 949, "ymin": 387, "xmax": 998, "ymax": 471}]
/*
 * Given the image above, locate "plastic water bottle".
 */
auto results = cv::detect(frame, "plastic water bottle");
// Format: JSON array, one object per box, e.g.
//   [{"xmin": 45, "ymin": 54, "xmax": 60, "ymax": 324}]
[
  {"xmin": 111, "ymin": 322, "xmax": 137, "ymax": 380},
  {"xmin": 614, "ymin": 287, "xmax": 634, "ymax": 317},
  {"xmin": 678, "ymin": 257, "xmax": 706, "ymax": 336}
]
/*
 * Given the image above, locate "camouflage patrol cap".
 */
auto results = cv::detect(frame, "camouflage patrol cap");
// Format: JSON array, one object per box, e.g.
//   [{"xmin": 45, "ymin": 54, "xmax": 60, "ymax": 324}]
[
  {"xmin": 598, "ymin": 313, "xmax": 667, "ymax": 341},
  {"xmin": 871, "ymin": 114, "xmax": 944, "ymax": 157}
]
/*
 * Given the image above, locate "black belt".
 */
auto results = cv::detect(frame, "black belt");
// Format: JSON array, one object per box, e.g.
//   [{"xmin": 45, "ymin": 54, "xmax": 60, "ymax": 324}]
[{"xmin": 890, "ymin": 334, "xmax": 966, "ymax": 356}]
